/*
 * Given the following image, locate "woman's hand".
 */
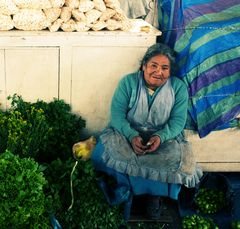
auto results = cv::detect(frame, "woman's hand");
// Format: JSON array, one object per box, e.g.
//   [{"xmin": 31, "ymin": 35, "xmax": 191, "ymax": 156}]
[
  {"xmin": 131, "ymin": 136, "xmax": 148, "ymax": 155},
  {"xmin": 144, "ymin": 135, "xmax": 161, "ymax": 153}
]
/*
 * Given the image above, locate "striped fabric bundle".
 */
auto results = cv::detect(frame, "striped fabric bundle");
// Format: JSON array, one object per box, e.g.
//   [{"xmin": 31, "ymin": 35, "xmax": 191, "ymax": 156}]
[{"xmin": 158, "ymin": 0, "xmax": 240, "ymax": 138}]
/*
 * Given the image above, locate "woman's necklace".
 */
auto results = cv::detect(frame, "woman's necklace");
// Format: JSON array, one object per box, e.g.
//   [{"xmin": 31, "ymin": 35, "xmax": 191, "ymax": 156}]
[{"xmin": 147, "ymin": 87, "xmax": 155, "ymax": 96}]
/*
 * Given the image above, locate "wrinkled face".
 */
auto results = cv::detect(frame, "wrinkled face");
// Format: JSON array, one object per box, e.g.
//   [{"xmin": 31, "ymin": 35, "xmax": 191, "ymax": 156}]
[{"xmin": 143, "ymin": 54, "xmax": 171, "ymax": 90}]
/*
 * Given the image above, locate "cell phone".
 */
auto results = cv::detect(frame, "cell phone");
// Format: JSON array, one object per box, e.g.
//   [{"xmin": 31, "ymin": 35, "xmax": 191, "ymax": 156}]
[{"xmin": 146, "ymin": 142, "xmax": 152, "ymax": 149}]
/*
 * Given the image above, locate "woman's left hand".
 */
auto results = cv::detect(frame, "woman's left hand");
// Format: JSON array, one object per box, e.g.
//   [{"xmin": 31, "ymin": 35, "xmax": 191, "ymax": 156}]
[{"xmin": 144, "ymin": 135, "xmax": 161, "ymax": 153}]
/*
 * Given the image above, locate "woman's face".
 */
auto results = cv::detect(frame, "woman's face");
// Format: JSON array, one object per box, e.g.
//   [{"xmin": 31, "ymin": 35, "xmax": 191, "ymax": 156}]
[{"xmin": 143, "ymin": 54, "xmax": 171, "ymax": 90}]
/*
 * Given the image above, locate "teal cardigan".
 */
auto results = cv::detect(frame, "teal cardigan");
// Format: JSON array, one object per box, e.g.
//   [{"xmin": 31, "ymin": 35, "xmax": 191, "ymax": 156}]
[{"xmin": 109, "ymin": 72, "xmax": 189, "ymax": 143}]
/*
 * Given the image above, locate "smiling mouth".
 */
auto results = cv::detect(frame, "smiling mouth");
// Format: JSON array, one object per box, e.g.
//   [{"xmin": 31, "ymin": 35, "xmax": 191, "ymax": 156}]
[{"xmin": 152, "ymin": 76, "xmax": 163, "ymax": 80}]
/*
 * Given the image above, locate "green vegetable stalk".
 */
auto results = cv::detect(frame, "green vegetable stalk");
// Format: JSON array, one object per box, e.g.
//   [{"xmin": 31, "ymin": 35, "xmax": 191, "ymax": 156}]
[
  {"xmin": 0, "ymin": 151, "xmax": 51, "ymax": 228},
  {"xmin": 195, "ymin": 188, "xmax": 226, "ymax": 214},
  {"xmin": 182, "ymin": 214, "xmax": 219, "ymax": 229}
]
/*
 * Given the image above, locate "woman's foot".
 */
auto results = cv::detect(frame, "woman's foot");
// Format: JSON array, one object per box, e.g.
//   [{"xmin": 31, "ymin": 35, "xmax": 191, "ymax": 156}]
[{"xmin": 146, "ymin": 195, "xmax": 162, "ymax": 220}]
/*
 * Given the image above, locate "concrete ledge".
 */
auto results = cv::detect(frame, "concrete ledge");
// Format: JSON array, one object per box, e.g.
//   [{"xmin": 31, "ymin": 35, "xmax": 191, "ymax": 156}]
[{"xmin": 185, "ymin": 128, "xmax": 240, "ymax": 172}]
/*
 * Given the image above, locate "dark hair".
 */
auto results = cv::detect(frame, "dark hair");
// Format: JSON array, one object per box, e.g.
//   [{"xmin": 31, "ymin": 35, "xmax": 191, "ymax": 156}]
[{"xmin": 140, "ymin": 43, "xmax": 177, "ymax": 75}]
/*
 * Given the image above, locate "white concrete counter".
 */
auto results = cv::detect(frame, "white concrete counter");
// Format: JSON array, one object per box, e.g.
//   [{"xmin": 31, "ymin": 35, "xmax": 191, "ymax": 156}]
[{"xmin": 185, "ymin": 128, "xmax": 240, "ymax": 172}]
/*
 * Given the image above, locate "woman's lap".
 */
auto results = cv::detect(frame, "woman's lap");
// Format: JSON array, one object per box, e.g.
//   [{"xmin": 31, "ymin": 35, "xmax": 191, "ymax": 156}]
[{"xmin": 91, "ymin": 141, "xmax": 181, "ymax": 200}]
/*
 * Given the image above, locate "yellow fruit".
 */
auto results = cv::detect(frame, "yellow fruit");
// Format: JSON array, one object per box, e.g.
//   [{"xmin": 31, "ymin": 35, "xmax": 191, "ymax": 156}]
[{"xmin": 72, "ymin": 136, "xmax": 96, "ymax": 161}]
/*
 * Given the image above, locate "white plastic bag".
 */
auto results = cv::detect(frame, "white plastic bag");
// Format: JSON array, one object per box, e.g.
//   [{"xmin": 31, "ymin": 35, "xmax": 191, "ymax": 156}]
[
  {"xmin": 0, "ymin": 13, "xmax": 14, "ymax": 30},
  {"xmin": 13, "ymin": 9, "xmax": 50, "ymax": 30}
]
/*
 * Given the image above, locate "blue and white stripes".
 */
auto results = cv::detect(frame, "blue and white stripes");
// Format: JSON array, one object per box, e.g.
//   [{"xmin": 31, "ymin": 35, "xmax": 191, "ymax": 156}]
[{"xmin": 158, "ymin": 0, "xmax": 240, "ymax": 137}]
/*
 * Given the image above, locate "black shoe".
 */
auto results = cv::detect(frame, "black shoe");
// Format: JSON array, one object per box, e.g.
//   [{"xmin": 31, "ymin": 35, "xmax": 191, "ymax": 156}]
[{"xmin": 146, "ymin": 195, "xmax": 162, "ymax": 220}]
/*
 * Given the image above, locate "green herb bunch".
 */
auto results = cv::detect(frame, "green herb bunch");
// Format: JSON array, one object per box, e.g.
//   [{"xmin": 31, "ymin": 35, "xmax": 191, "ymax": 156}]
[
  {"xmin": 0, "ymin": 151, "xmax": 50, "ymax": 228},
  {"xmin": 195, "ymin": 188, "xmax": 226, "ymax": 214},
  {"xmin": 43, "ymin": 158, "xmax": 126, "ymax": 229},
  {"xmin": 0, "ymin": 102, "xmax": 50, "ymax": 159},
  {"xmin": 0, "ymin": 94, "xmax": 86, "ymax": 163},
  {"xmin": 0, "ymin": 95, "xmax": 127, "ymax": 228},
  {"xmin": 231, "ymin": 220, "xmax": 240, "ymax": 229},
  {"xmin": 182, "ymin": 214, "xmax": 219, "ymax": 229},
  {"xmin": 32, "ymin": 98, "xmax": 86, "ymax": 162}
]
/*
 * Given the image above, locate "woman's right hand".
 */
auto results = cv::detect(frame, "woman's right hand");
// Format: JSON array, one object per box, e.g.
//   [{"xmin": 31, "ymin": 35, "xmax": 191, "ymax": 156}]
[{"xmin": 131, "ymin": 136, "xmax": 147, "ymax": 155}]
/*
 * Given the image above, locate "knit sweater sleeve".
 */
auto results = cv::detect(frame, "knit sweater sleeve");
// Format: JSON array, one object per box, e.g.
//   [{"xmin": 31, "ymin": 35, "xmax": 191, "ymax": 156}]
[
  {"xmin": 109, "ymin": 73, "xmax": 139, "ymax": 141},
  {"xmin": 153, "ymin": 77, "xmax": 189, "ymax": 143}
]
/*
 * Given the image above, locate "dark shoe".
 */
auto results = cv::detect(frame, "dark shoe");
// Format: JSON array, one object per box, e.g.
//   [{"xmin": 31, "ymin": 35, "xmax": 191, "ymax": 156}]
[{"xmin": 146, "ymin": 195, "xmax": 162, "ymax": 220}]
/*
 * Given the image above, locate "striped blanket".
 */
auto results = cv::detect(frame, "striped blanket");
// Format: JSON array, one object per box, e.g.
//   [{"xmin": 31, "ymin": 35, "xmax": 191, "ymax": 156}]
[{"xmin": 158, "ymin": 0, "xmax": 240, "ymax": 138}]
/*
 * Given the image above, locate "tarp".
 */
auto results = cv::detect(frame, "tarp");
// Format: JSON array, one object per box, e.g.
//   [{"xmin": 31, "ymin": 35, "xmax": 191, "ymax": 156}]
[{"xmin": 158, "ymin": 0, "xmax": 240, "ymax": 137}]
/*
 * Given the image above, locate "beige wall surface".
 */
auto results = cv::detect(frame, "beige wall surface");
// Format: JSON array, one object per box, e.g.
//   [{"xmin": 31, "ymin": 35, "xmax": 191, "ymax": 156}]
[
  {"xmin": 71, "ymin": 46, "xmax": 147, "ymax": 133},
  {"xmin": 5, "ymin": 48, "xmax": 59, "ymax": 107},
  {"xmin": 0, "ymin": 50, "xmax": 5, "ymax": 108},
  {"xmin": 185, "ymin": 128, "xmax": 240, "ymax": 171}
]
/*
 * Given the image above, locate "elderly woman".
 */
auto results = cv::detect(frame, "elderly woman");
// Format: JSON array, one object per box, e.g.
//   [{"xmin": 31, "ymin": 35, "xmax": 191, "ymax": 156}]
[{"xmin": 91, "ymin": 43, "xmax": 202, "ymax": 220}]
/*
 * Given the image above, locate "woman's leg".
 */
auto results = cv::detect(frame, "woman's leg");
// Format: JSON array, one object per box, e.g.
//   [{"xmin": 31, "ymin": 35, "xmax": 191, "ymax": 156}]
[{"xmin": 91, "ymin": 140, "xmax": 130, "ymax": 186}]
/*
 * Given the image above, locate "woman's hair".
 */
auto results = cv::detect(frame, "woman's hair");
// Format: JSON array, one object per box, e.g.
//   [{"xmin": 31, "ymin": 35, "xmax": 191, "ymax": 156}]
[{"xmin": 140, "ymin": 43, "xmax": 177, "ymax": 75}]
